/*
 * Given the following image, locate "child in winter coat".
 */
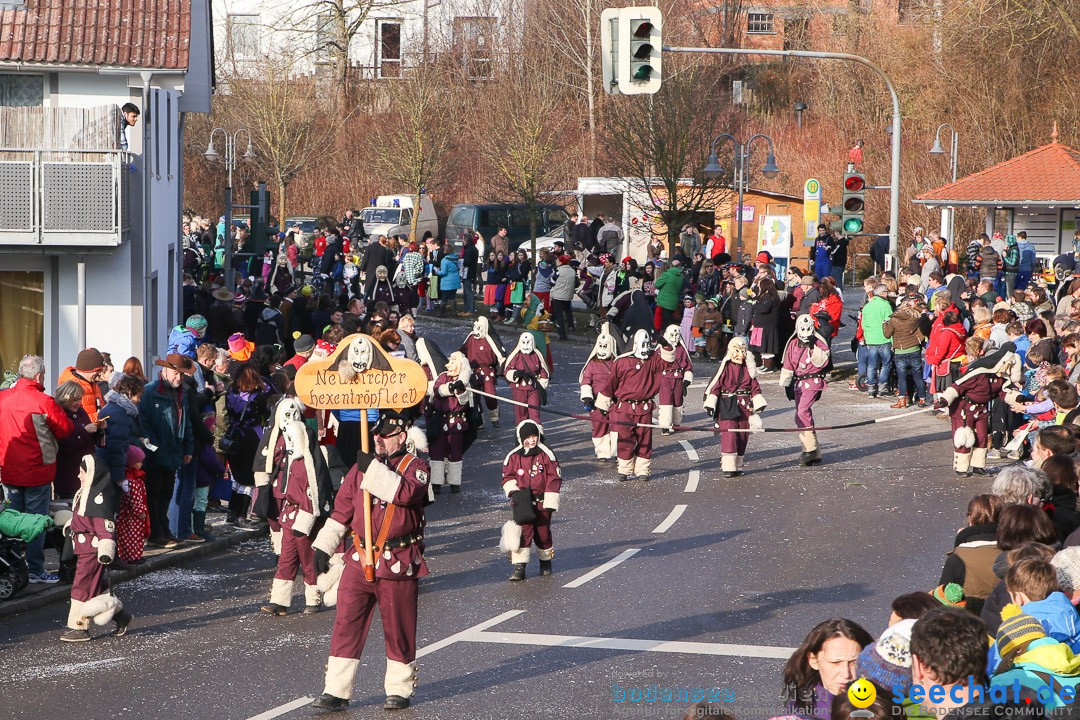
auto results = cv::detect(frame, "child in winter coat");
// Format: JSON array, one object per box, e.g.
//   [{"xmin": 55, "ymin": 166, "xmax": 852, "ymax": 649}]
[
  {"xmin": 679, "ymin": 295, "xmax": 696, "ymax": 350},
  {"xmin": 194, "ymin": 415, "xmax": 225, "ymax": 541},
  {"xmin": 116, "ymin": 445, "xmax": 149, "ymax": 564}
]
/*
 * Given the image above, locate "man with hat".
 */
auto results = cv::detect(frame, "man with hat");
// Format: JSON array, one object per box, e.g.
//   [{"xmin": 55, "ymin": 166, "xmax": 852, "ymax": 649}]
[
  {"xmin": 208, "ymin": 286, "xmax": 238, "ymax": 346},
  {"xmin": 285, "ymin": 334, "xmax": 316, "ymax": 371},
  {"xmin": 58, "ymin": 347, "xmax": 108, "ymax": 422},
  {"xmin": 310, "ymin": 410, "xmax": 431, "ymax": 711},
  {"xmin": 139, "ymin": 354, "xmax": 196, "ymax": 548}
]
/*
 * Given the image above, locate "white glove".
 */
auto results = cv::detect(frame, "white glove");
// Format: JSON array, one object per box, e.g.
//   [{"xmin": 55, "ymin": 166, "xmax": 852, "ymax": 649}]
[
  {"xmin": 703, "ymin": 396, "xmax": 717, "ymax": 413},
  {"xmin": 121, "ymin": 479, "xmax": 131, "ymax": 494},
  {"xmin": 748, "ymin": 414, "xmax": 763, "ymax": 432}
]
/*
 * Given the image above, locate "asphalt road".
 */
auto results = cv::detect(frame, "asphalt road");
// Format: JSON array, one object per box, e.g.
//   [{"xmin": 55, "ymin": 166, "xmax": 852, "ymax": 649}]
[{"xmin": 0, "ymin": 311, "xmax": 978, "ymax": 720}]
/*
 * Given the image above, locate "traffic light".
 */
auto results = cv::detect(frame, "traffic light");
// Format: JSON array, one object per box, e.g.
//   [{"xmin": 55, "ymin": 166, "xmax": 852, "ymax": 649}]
[
  {"xmin": 600, "ymin": 6, "xmax": 662, "ymax": 95},
  {"xmin": 842, "ymin": 172, "xmax": 866, "ymax": 234}
]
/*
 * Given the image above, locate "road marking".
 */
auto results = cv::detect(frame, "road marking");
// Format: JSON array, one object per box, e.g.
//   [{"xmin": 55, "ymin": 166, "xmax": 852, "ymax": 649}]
[
  {"xmin": 678, "ymin": 439, "xmax": 699, "ymax": 461},
  {"xmin": 652, "ymin": 505, "xmax": 687, "ymax": 534},
  {"xmin": 245, "ymin": 697, "xmax": 315, "ymax": 720},
  {"xmin": 417, "ymin": 609, "xmax": 526, "ymax": 658},
  {"xmin": 562, "ymin": 549, "xmax": 640, "ymax": 589},
  {"xmin": 460, "ymin": 630, "xmax": 797, "ymax": 659},
  {"xmin": 683, "ymin": 470, "xmax": 700, "ymax": 493}
]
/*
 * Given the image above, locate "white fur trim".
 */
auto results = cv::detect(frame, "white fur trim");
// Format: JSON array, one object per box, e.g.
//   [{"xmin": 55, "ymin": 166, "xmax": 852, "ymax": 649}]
[
  {"xmin": 502, "ymin": 479, "xmax": 520, "ymax": 496},
  {"xmin": 446, "ymin": 461, "xmax": 462, "ymax": 487},
  {"xmin": 406, "ymin": 426, "xmax": 428, "ymax": 454},
  {"xmin": 748, "ymin": 414, "xmax": 763, "ymax": 432},
  {"xmin": 809, "ymin": 346, "xmax": 829, "ymax": 367},
  {"xmin": 360, "ymin": 460, "xmax": 402, "ymax": 504},
  {"xmin": 269, "ymin": 577, "xmax": 294, "ymax": 607},
  {"xmin": 254, "ymin": 471, "xmax": 270, "ymax": 487},
  {"xmin": 270, "ymin": 528, "xmax": 283, "ymax": 556},
  {"xmin": 658, "ymin": 404, "xmax": 673, "ymax": 429},
  {"xmin": 97, "ymin": 539, "xmax": 116, "ymax": 564},
  {"xmin": 683, "ymin": 370, "xmax": 694, "ymax": 383},
  {"xmin": 292, "ymin": 510, "xmax": 316, "ymax": 537},
  {"xmin": 799, "ymin": 431, "xmax": 818, "ymax": 452},
  {"xmin": 536, "ymin": 547, "xmax": 555, "ymax": 561},
  {"xmin": 323, "ymin": 656, "xmax": 360, "ymax": 700},
  {"xmin": 703, "ymin": 395, "xmax": 717, "ymax": 413},
  {"xmin": 633, "ymin": 456, "xmax": 651, "ymax": 477},
  {"xmin": 539, "ymin": 377, "xmax": 549, "ymax": 389},
  {"xmin": 779, "ymin": 368, "xmax": 794, "ymax": 387},
  {"xmin": 954, "ymin": 451, "xmax": 972, "ymax": 473},
  {"xmin": 67, "ymin": 599, "xmax": 89, "ymax": 630},
  {"xmin": 544, "ymin": 492, "xmax": 560, "ymax": 512},
  {"xmin": 313, "ymin": 517, "xmax": 349, "ymax": 557},
  {"xmin": 385, "ymin": 659, "xmax": 419, "ymax": 699},
  {"xmin": 83, "ymin": 592, "xmax": 122, "ymax": 626},
  {"xmin": 304, "ymin": 582, "xmax": 322, "ymax": 607},
  {"xmin": 971, "ymin": 447, "xmax": 989, "ymax": 469},
  {"xmin": 595, "ymin": 394, "xmax": 612, "ymax": 412},
  {"xmin": 617, "ymin": 457, "xmax": 634, "ymax": 476},
  {"xmin": 940, "ymin": 386, "xmax": 959, "ymax": 405},
  {"xmin": 721, "ymin": 454, "xmax": 737, "ymax": 472},
  {"xmin": 953, "ymin": 426, "xmax": 976, "ymax": 449},
  {"xmin": 510, "ymin": 546, "xmax": 531, "ymax": 564},
  {"xmin": 751, "ymin": 394, "xmax": 767, "ymax": 412},
  {"xmin": 500, "ymin": 521, "xmax": 522, "ymax": 553},
  {"xmin": 317, "ymin": 553, "xmax": 345, "ymax": 607},
  {"xmin": 580, "ymin": 385, "xmax": 594, "ymax": 401}
]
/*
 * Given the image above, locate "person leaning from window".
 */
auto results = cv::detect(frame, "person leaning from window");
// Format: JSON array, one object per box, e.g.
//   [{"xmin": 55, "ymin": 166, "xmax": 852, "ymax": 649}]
[{"xmin": 119, "ymin": 102, "xmax": 139, "ymax": 151}]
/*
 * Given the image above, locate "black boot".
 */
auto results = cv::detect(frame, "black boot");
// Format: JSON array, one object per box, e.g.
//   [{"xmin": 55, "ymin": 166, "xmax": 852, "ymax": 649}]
[
  {"xmin": 384, "ymin": 696, "xmax": 411, "ymax": 710},
  {"xmin": 113, "ymin": 609, "xmax": 133, "ymax": 637},
  {"xmin": 617, "ymin": 474, "xmax": 630, "ymax": 482},
  {"xmin": 311, "ymin": 694, "xmax": 349, "ymax": 711},
  {"xmin": 509, "ymin": 563, "xmax": 526, "ymax": 581},
  {"xmin": 260, "ymin": 603, "xmax": 288, "ymax": 616},
  {"xmin": 539, "ymin": 559, "xmax": 552, "ymax": 576},
  {"xmin": 193, "ymin": 511, "xmax": 216, "ymax": 542},
  {"xmin": 433, "ymin": 484, "xmax": 442, "ymax": 495}
]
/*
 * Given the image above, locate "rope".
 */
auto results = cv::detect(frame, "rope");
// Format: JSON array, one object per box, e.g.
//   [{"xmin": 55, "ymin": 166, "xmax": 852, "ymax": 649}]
[{"xmin": 466, "ymin": 387, "xmax": 933, "ymax": 434}]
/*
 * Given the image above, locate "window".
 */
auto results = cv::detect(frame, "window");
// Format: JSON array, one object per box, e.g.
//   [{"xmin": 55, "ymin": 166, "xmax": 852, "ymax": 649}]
[
  {"xmin": 453, "ymin": 16, "xmax": 496, "ymax": 79},
  {"xmin": 377, "ymin": 20, "xmax": 402, "ymax": 78},
  {"xmin": 747, "ymin": 13, "xmax": 774, "ymax": 34},
  {"xmin": 478, "ymin": 209, "xmax": 508, "ymax": 228},
  {"xmin": 545, "ymin": 208, "xmax": 569, "ymax": 229},
  {"xmin": 227, "ymin": 14, "xmax": 261, "ymax": 59},
  {"xmin": 0, "ymin": 74, "xmax": 42, "ymax": 107},
  {"xmin": 0, "ymin": 270, "xmax": 44, "ymax": 371}
]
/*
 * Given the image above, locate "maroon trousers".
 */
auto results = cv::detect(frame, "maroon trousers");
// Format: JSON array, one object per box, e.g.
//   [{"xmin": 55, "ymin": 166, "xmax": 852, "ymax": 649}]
[
  {"xmin": 951, "ymin": 400, "xmax": 990, "ymax": 454},
  {"xmin": 71, "ymin": 552, "xmax": 106, "ymax": 603},
  {"xmin": 658, "ymin": 377, "xmax": 686, "ymax": 406},
  {"xmin": 328, "ymin": 560, "xmax": 419, "ymax": 665},
  {"xmin": 511, "ymin": 386, "xmax": 541, "ymax": 423},
  {"xmin": 429, "ymin": 431, "xmax": 464, "ymax": 462},
  {"xmin": 520, "ymin": 508, "xmax": 553, "ymax": 550},
  {"xmin": 613, "ymin": 405, "xmax": 653, "ymax": 460},
  {"xmin": 275, "ymin": 527, "xmax": 318, "ymax": 585},
  {"xmin": 589, "ymin": 408, "xmax": 610, "ymax": 439},
  {"xmin": 472, "ymin": 371, "xmax": 499, "ymax": 411}
]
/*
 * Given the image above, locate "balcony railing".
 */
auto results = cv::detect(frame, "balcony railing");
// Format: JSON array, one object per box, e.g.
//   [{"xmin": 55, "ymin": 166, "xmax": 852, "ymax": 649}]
[{"xmin": 0, "ymin": 149, "xmax": 131, "ymax": 248}]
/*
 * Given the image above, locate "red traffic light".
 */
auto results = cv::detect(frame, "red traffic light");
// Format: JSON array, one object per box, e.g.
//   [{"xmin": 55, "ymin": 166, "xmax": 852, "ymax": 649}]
[
  {"xmin": 844, "ymin": 175, "xmax": 865, "ymax": 192},
  {"xmin": 633, "ymin": 21, "xmax": 654, "ymax": 38}
]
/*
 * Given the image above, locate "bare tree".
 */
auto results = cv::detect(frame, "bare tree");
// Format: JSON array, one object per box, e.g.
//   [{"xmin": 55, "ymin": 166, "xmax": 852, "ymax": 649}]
[
  {"xmin": 603, "ymin": 66, "xmax": 734, "ymax": 257},
  {"xmin": 220, "ymin": 56, "xmax": 344, "ymax": 226}
]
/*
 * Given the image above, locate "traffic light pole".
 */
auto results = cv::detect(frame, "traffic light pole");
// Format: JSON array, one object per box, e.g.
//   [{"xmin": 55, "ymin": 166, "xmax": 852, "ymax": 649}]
[{"xmin": 664, "ymin": 45, "xmax": 902, "ymax": 267}]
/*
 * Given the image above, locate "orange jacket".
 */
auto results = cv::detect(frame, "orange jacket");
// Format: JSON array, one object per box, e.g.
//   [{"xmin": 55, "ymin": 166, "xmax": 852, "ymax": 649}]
[{"xmin": 57, "ymin": 366, "xmax": 106, "ymax": 422}]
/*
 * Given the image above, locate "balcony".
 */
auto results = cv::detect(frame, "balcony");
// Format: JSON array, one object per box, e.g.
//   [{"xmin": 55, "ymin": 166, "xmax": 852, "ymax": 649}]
[{"xmin": 0, "ymin": 149, "xmax": 131, "ymax": 248}]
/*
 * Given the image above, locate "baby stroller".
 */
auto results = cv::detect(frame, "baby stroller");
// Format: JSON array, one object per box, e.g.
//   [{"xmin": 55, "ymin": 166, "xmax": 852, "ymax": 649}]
[{"xmin": 0, "ymin": 536, "xmax": 28, "ymax": 600}]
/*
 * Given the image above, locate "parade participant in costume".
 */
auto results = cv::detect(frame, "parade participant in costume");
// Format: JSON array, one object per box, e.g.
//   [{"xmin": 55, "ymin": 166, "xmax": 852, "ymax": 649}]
[
  {"xmin": 595, "ymin": 329, "xmax": 665, "ymax": 482},
  {"xmin": 461, "ymin": 316, "xmax": 505, "ymax": 430},
  {"xmin": 703, "ymin": 337, "xmax": 767, "ymax": 477},
  {"xmin": 657, "ymin": 324, "xmax": 694, "ymax": 436},
  {"xmin": 499, "ymin": 420, "xmax": 562, "ymax": 581},
  {"xmin": 607, "ymin": 288, "xmax": 655, "ymax": 344},
  {"xmin": 779, "ymin": 314, "xmax": 830, "ymax": 466},
  {"xmin": 519, "ymin": 294, "xmax": 554, "ymax": 369},
  {"xmin": 310, "ymin": 411, "xmax": 431, "ymax": 712},
  {"xmin": 579, "ymin": 323, "xmax": 621, "ymax": 462},
  {"xmin": 934, "ymin": 342, "xmax": 1022, "ymax": 477},
  {"xmin": 369, "ymin": 265, "xmax": 397, "ymax": 311},
  {"xmin": 429, "ymin": 352, "xmax": 473, "ymax": 494},
  {"xmin": 61, "ymin": 448, "xmax": 133, "ymax": 642},
  {"xmin": 504, "ymin": 331, "xmax": 550, "ymax": 424},
  {"xmin": 254, "ymin": 397, "xmax": 335, "ymax": 616}
]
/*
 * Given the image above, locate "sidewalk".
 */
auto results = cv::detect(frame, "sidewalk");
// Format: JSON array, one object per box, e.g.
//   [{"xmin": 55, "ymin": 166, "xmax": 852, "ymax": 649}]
[{"xmin": 0, "ymin": 512, "xmax": 267, "ymax": 620}]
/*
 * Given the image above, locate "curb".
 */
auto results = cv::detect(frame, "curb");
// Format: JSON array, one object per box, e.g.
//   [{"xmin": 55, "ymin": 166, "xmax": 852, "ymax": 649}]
[{"xmin": 0, "ymin": 524, "xmax": 268, "ymax": 620}]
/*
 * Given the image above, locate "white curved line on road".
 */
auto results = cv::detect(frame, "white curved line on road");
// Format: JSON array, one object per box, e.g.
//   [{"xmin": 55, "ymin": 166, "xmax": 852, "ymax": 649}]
[
  {"xmin": 562, "ymin": 548, "xmax": 641, "ymax": 588},
  {"xmin": 653, "ymin": 505, "xmax": 687, "ymax": 534},
  {"xmin": 678, "ymin": 439, "xmax": 699, "ymax": 461},
  {"xmin": 684, "ymin": 470, "xmax": 700, "ymax": 493}
]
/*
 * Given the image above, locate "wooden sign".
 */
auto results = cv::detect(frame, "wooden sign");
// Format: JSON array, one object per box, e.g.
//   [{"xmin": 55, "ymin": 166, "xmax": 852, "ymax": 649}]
[{"xmin": 294, "ymin": 333, "xmax": 428, "ymax": 410}]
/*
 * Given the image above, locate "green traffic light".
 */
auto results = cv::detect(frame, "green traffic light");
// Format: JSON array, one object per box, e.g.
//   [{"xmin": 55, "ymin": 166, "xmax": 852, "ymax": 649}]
[
  {"xmin": 843, "ymin": 218, "xmax": 864, "ymax": 233},
  {"xmin": 632, "ymin": 64, "xmax": 653, "ymax": 81}
]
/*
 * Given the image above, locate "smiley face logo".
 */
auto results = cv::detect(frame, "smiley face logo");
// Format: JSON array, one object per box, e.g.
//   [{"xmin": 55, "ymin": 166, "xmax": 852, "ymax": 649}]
[{"xmin": 847, "ymin": 678, "xmax": 876, "ymax": 709}]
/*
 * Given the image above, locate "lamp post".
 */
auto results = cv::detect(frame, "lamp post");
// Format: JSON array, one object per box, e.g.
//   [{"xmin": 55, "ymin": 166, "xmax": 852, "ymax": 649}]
[
  {"xmin": 929, "ymin": 123, "xmax": 959, "ymax": 249},
  {"xmin": 204, "ymin": 127, "xmax": 254, "ymax": 290},
  {"xmin": 703, "ymin": 133, "xmax": 779, "ymax": 261},
  {"xmin": 794, "ymin": 101, "xmax": 808, "ymax": 129}
]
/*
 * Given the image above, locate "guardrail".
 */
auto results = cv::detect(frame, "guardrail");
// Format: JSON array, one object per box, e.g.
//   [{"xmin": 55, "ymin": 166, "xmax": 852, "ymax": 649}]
[{"xmin": 0, "ymin": 149, "xmax": 131, "ymax": 247}]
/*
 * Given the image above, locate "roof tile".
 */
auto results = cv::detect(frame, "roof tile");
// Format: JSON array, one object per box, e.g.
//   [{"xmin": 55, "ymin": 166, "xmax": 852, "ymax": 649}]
[
  {"xmin": 0, "ymin": 0, "xmax": 190, "ymax": 70},
  {"xmin": 916, "ymin": 143, "xmax": 1080, "ymax": 204}
]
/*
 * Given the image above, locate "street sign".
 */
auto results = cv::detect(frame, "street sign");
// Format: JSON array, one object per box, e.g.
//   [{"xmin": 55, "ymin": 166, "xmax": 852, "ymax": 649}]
[
  {"xmin": 759, "ymin": 215, "xmax": 792, "ymax": 281},
  {"xmin": 803, "ymin": 178, "xmax": 822, "ymax": 243},
  {"xmin": 294, "ymin": 334, "xmax": 428, "ymax": 410}
]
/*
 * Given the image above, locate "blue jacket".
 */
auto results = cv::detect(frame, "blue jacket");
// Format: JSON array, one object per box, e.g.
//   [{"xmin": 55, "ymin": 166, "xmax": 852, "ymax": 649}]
[
  {"xmin": 167, "ymin": 326, "xmax": 201, "ymax": 358},
  {"xmin": 988, "ymin": 592, "xmax": 1080, "ymax": 674},
  {"xmin": 139, "ymin": 378, "xmax": 194, "ymax": 471},
  {"xmin": 1018, "ymin": 240, "xmax": 1037, "ymax": 272},
  {"xmin": 435, "ymin": 253, "xmax": 462, "ymax": 290},
  {"xmin": 100, "ymin": 394, "xmax": 144, "ymax": 487}
]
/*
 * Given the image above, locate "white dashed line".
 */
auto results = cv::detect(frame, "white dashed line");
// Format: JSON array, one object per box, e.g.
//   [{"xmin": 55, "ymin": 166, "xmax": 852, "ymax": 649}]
[
  {"xmin": 683, "ymin": 470, "xmax": 700, "ymax": 493},
  {"xmin": 652, "ymin": 505, "xmax": 687, "ymax": 534},
  {"xmin": 562, "ymin": 549, "xmax": 641, "ymax": 588},
  {"xmin": 245, "ymin": 697, "xmax": 315, "ymax": 720},
  {"xmin": 678, "ymin": 439, "xmax": 699, "ymax": 461}
]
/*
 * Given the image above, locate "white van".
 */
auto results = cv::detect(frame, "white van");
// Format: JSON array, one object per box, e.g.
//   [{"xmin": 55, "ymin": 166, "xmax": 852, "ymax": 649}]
[{"xmin": 360, "ymin": 195, "xmax": 438, "ymax": 244}]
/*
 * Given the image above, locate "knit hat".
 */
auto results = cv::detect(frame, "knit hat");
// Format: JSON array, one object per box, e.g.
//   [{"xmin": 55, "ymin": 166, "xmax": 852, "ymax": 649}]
[
  {"xmin": 756, "ymin": 251, "xmax": 773, "ymax": 263},
  {"xmin": 300, "ymin": 285, "xmax": 314, "ymax": 297},
  {"xmin": 931, "ymin": 583, "xmax": 967, "ymax": 608},
  {"xmin": 996, "ymin": 604, "xmax": 1047, "ymax": 661},
  {"xmin": 75, "ymin": 347, "xmax": 106, "ymax": 372},
  {"xmin": 856, "ymin": 619, "xmax": 915, "ymax": 693},
  {"xmin": 233, "ymin": 292, "xmax": 246, "ymax": 305},
  {"xmin": 126, "ymin": 445, "xmax": 145, "ymax": 467},
  {"xmin": 185, "ymin": 314, "xmax": 208, "ymax": 336},
  {"xmin": 227, "ymin": 333, "xmax": 248, "ymax": 354},
  {"xmin": 293, "ymin": 333, "xmax": 315, "ymax": 354}
]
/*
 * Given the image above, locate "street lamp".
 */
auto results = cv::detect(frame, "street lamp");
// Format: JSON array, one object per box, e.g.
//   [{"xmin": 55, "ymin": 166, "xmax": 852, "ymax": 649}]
[
  {"xmin": 929, "ymin": 123, "xmax": 959, "ymax": 249},
  {"xmin": 703, "ymin": 132, "xmax": 780, "ymax": 260},
  {"xmin": 794, "ymin": 101, "xmax": 808, "ymax": 129},
  {"xmin": 204, "ymin": 127, "xmax": 253, "ymax": 290}
]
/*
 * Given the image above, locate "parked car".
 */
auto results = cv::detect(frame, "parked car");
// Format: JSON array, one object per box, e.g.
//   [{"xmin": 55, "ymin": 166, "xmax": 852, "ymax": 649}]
[
  {"xmin": 445, "ymin": 203, "xmax": 569, "ymax": 252},
  {"xmin": 284, "ymin": 217, "xmax": 319, "ymax": 235}
]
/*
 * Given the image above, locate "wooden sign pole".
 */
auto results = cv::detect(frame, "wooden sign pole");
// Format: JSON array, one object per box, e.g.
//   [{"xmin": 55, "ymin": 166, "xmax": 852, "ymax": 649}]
[{"xmin": 361, "ymin": 412, "xmax": 375, "ymax": 582}]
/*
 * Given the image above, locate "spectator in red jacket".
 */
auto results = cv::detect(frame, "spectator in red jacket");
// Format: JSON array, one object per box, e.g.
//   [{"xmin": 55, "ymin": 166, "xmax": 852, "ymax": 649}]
[
  {"xmin": 926, "ymin": 309, "xmax": 968, "ymax": 393},
  {"xmin": 0, "ymin": 355, "xmax": 74, "ymax": 583},
  {"xmin": 809, "ymin": 276, "xmax": 844, "ymax": 339}
]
